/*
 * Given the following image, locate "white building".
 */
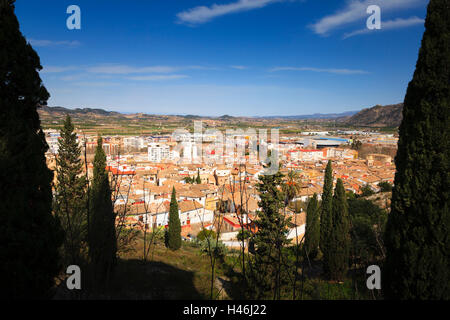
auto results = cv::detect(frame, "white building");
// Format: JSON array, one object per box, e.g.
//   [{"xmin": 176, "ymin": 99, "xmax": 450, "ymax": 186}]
[
  {"xmin": 325, "ymin": 148, "xmax": 357, "ymax": 160},
  {"xmin": 148, "ymin": 143, "xmax": 173, "ymax": 162},
  {"xmin": 148, "ymin": 200, "xmax": 214, "ymax": 228},
  {"xmin": 289, "ymin": 149, "xmax": 324, "ymax": 161},
  {"xmin": 124, "ymin": 136, "xmax": 147, "ymax": 150}
]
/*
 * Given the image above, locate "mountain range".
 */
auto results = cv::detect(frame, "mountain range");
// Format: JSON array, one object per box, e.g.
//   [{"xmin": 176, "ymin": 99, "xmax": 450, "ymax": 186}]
[
  {"xmin": 344, "ymin": 103, "xmax": 403, "ymax": 127},
  {"xmin": 38, "ymin": 103, "xmax": 404, "ymax": 127}
]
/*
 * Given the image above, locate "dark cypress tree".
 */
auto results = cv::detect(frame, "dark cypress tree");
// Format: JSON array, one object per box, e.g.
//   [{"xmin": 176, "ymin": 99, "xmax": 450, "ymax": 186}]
[
  {"xmin": 54, "ymin": 115, "xmax": 87, "ymax": 266},
  {"xmin": 304, "ymin": 193, "xmax": 320, "ymax": 260},
  {"xmin": 196, "ymin": 169, "xmax": 202, "ymax": 184},
  {"xmin": 249, "ymin": 169, "xmax": 291, "ymax": 299},
  {"xmin": 167, "ymin": 187, "xmax": 181, "ymax": 250},
  {"xmin": 320, "ymin": 160, "xmax": 333, "ymax": 276},
  {"xmin": 384, "ymin": 0, "xmax": 450, "ymax": 299},
  {"xmin": 88, "ymin": 137, "xmax": 117, "ymax": 287},
  {"xmin": 328, "ymin": 179, "xmax": 350, "ymax": 282},
  {"xmin": 0, "ymin": 0, "xmax": 64, "ymax": 298}
]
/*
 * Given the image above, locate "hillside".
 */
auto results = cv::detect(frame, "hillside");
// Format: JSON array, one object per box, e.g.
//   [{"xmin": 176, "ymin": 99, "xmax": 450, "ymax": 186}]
[
  {"xmin": 260, "ymin": 110, "xmax": 358, "ymax": 120},
  {"xmin": 364, "ymin": 192, "xmax": 392, "ymax": 212},
  {"xmin": 344, "ymin": 103, "xmax": 403, "ymax": 127},
  {"xmin": 39, "ymin": 105, "xmax": 175, "ymax": 121},
  {"xmin": 39, "ymin": 106, "xmax": 358, "ymax": 122},
  {"xmin": 40, "ymin": 105, "xmax": 121, "ymax": 117},
  {"xmin": 37, "ymin": 105, "xmax": 361, "ymax": 135},
  {"xmin": 38, "ymin": 104, "xmax": 402, "ymax": 135},
  {"xmin": 38, "ymin": 105, "xmax": 191, "ymax": 135},
  {"xmin": 53, "ymin": 236, "xmax": 372, "ymax": 300},
  {"xmin": 53, "ymin": 239, "xmax": 235, "ymax": 299}
]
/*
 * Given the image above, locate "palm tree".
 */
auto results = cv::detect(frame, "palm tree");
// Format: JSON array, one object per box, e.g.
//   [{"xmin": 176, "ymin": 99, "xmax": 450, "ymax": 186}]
[{"xmin": 282, "ymin": 170, "xmax": 302, "ymax": 205}]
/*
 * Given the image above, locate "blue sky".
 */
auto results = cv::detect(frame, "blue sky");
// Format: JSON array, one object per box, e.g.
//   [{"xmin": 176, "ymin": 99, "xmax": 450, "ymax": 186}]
[{"xmin": 15, "ymin": 0, "xmax": 428, "ymax": 116}]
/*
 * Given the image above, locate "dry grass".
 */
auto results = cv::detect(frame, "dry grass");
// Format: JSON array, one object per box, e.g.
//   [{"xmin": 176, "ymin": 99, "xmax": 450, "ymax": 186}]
[{"xmin": 112, "ymin": 237, "xmax": 227, "ymax": 299}]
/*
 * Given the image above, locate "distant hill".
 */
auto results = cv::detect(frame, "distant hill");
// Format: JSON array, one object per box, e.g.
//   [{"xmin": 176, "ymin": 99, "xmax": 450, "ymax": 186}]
[
  {"xmin": 40, "ymin": 105, "xmax": 121, "ymax": 117},
  {"xmin": 260, "ymin": 110, "xmax": 358, "ymax": 120},
  {"xmin": 219, "ymin": 114, "xmax": 235, "ymax": 120},
  {"xmin": 344, "ymin": 103, "xmax": 403, "ymax": 127},
  {"xmin": 39, "ymin": 104, "xmax": 403, "ymax": 127},
  {"xmin": 39, "ymin": 106, "xmax": 360, "ymax": 121}
]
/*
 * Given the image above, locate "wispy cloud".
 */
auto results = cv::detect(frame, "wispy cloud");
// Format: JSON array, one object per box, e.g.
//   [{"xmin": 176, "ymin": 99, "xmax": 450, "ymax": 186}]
[
  {"xmin": 343, "ymin": 16, "xmax": 424, "ymax": 39},
  {"xmin": 185, "ymin": 65, "xmax": 219, "ymax": 71},
  {"xmin": 59, "ymin": 74, "xmax": 86, "ymax": 81},
  {"xmin": 176, "ymin": 0, "xmax": 281, "ymax": 25},
  {"xmin": 41, "ymin": 64, "xmax": 213, "ymax": 82},
  {"xmin": 309, "ymin": 0, "xmax": 426, "ymax": 36},
  {"xmin": 126, "ymin": 75, "xmax": 189, "ymax": 81},
  {"xmin": 87, "ymin": 65, "xmax": 178, "ymax": 74},
  {"xmin": 230, "ymin": 65, "xmax": 248, "ymax": 70},
  {"xmin": 86, "ymin": 64, "xmax": 217, "ymax": 74},
  {"xmin": 29, "ymin": 39, "xmax": 81, "ymax": 47},
  {"xmin": 40, "ymin": 66, "xmax": 78, "ymax": 74},
  {"xmin": 72, "ymin": 82, "xmax": 121, "ymax": 87},
  {"xmin": 270, "ymin": 66, "xmax": 369, "ymax": 75}
]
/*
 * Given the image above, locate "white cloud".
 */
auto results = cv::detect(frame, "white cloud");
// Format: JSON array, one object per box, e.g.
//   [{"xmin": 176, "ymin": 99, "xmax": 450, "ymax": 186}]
[
  {"xmin": 73, "ymin": 82, "xmax": 120, "ymax": 87},
  {"xmin": 86, "ymin": 65, "xmax": 217, "ymax": 74},
  {"xmin": 310, "ymin": 0, "xmax": 426, "ymax": 35},
  {"xmin": 230, "ymin": 65, "xmax": 248, "ymax": 70},
  {"xmin": 126, "ymin": 75, "xmax": 189, "ymax": 81},
  {"xmin": 59, "ymin": 74, "xmax": 85, "ymax": 81},
  {"xmin": 87, "ymin": 65, "xmax": 178, "ymax": 74},
  {"xmin": 41, "ymin": 64, "xmax": 213, "ymax": 82},
  {"xmin": 40, "ymin": 66, "xmax": 78, "ymax": 74},
  {"xmin": 343, "ymin": 16, "xmax": 424, "ymax": 39},
  {"xmin": 29, "ymin": 39, "xmax": 81, "ymax": 47},
  {"xmin": 176, "ymin": 0, "xmax": 280, "ymax": 24},
  {"xmin": 270, "ymin": 66, "xmax": 369, "ymax": 75},
  {"xmin": 185, "ymin": 65, "xmax": 219, "ymax": 70}
]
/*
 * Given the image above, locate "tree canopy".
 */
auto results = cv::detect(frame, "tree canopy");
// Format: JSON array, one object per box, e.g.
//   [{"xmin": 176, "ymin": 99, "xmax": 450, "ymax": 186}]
[
  {"xmin": 0, "ymin": 0, "xmax": 63, "ymax": 298},
  {"xmin": 384, "ymin": 0, "xmax": 450, "ymax": 299}
]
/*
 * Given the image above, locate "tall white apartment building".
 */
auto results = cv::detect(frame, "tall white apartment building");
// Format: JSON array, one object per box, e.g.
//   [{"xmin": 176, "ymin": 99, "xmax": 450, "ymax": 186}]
[
  {"xmin": 44, "ymin": 130, "xmax": 61, "ymax": 154},
  {"xmin": 148, "ymin": 143, "xmax": 171, "ymax": 162}
]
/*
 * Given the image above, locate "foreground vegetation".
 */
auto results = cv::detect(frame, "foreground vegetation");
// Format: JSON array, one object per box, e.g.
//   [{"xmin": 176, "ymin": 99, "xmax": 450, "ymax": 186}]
[{"xmin": 54, "ymin": 235, "xmax": 380, "ymax": 300}]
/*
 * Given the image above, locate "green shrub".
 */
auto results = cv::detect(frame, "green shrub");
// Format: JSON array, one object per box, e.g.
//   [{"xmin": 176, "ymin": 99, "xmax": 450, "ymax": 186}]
[
  {"xmin": 199, "ymin": 239, "xmax": 227, "ymax": 260},
  {"xmin": 197, "ymin": 229, "xmax": 217, "ymax": 241}
]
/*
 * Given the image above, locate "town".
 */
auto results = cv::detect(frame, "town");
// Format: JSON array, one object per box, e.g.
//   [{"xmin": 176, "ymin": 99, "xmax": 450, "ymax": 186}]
[{"xmin": 44, "ymin": 124, "xmax": 397, "ymax": 249}]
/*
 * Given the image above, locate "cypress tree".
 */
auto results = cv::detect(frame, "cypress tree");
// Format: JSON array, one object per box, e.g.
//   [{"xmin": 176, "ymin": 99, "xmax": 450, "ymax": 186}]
[
  {"xmin": 320, "ymin": 160, "xmax": 333, "ymax": 276},
  {"xmin": 167, "ymin": 187, "xmax": 181, "ymax": 250},
  {"xmin": 328, "ymin": 179, "xmax": 350, "ymax": 282},
  {"xmin": 196, "ymin": 169, "xmax": 201, "ymax": 184},
  {"xmin": 54, "ymin": 115, "xmax": 87, "ymax": 266},
  {"xmin": 250, "ymin": 170, "xmax": 291, "ymax": 299},
  {"xmin": 0, "ymin": 0, "xmax": 64, "ymax": 298},
  {"xmin": 384, "ymin": 0, "xmax": 450, "ymax": 299},
  {"xmin": 88, "ymin": 137, "xmax": 117, "ymax": 286},
  {"xmin": 304, "ymin": 193, "xmax": 320, "ymax": 260}
]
